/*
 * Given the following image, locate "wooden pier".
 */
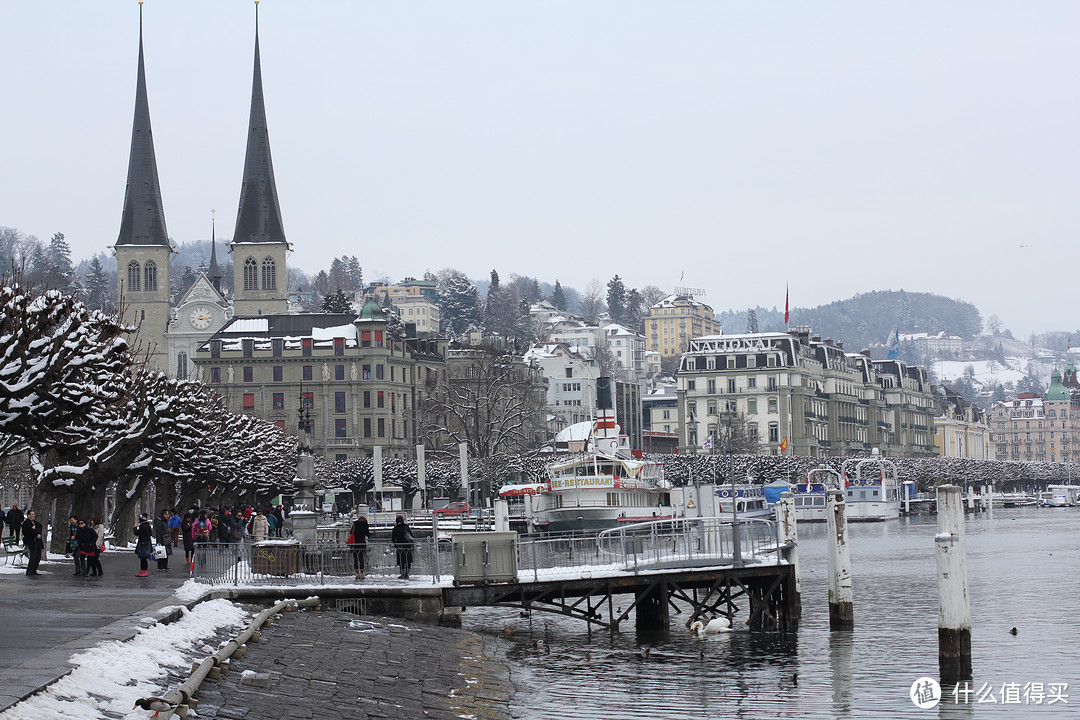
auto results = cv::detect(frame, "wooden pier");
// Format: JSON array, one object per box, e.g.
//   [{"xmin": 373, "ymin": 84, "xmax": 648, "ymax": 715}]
[{"xmin": 443, "ymin": 563, "xmax": 799, "ymax": 632}]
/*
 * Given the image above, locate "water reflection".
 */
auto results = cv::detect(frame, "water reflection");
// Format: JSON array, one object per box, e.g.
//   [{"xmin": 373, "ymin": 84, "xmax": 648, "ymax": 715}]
[{"xmin": 464, "ymin": 508, "xmax": 1080, "ymax": 719}]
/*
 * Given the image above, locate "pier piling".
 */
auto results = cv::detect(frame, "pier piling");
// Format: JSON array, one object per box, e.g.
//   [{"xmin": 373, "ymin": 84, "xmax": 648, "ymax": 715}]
[
  {"xmin": 826, "ymin": 489, "xmax": 853, "ymax": 631},
  {"xmin": 776, "ymin": 491, "xmax": 802, "ymax": 624},
  {"xmin": 935, "ymin": 485, "xmax": 972, "ymax": 685}
]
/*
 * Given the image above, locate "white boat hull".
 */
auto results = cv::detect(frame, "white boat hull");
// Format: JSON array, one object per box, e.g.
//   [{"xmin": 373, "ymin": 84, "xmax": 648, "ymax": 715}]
[
  {"xmin": 532, "ymin": 505, "xmax": 673, "ymax": 533},
  {"xmin": 845, "ymin": 499, "xmax": 901, "ymax": 521}
]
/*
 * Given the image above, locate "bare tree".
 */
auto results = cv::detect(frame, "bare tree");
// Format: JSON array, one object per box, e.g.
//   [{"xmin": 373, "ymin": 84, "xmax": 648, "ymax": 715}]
[
  {"xmin": 578, "ymin": 278, "xmax": 606, "ymax": 324},
  {"xmin": 418, "ymin": 348, "xmax": 546, "ymax": 459}
]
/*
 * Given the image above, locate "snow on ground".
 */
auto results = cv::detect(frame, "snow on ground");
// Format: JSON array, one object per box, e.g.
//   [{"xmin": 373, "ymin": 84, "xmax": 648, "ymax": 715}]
[
  {"xmin": 936, "ymin": 358, "xmax": 1028, "ymax": 388},
  {"xmin": 0, "ymin": 553, "xmax": 63, "ymax": 575},
  {"xmin": 0, "ymin": 599, "xmax": 249, "ymax": 720}
]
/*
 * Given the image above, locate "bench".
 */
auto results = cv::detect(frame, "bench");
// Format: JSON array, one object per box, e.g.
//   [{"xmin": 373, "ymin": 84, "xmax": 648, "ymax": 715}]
[{"xmin": 3, "ymin": 536, "xmax": 27, "ymax": 567}]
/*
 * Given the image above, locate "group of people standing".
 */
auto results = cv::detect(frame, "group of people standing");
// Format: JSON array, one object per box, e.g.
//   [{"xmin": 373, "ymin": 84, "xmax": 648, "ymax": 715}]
[
  {"xmin": 348, "ymin": 514, "xmax": 415, "ymax": 580},
  {"xmin": 65, "ymin": 515, "xmax": 107, "ymax": 577}
]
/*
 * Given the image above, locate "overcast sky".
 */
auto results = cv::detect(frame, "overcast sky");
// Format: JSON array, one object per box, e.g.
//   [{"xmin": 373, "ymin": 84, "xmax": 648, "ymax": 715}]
[{"xmin": 2, "ymin": 2, "xmax": 1077, "ymax": 338}]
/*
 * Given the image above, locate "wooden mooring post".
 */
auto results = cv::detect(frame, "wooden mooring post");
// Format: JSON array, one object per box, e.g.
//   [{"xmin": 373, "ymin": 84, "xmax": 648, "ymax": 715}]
[
  {"xmin": 936, "ymin": 485, "xmax": 972, "ymax": 684},
  {"xmin": 776, "ymin": 491, "xmax": 802, "ymax": 622},
  {"xmin": 826, "ymin": 489, "xmax": 853, "ymax": 630}
]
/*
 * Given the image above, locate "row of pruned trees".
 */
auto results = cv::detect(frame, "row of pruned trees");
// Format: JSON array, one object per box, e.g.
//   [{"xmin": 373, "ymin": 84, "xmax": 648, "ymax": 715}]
[
  {"xmin": 322, "ymin": 449, "xmax": 1079, "ymax": 510},
  {"xmin": 0, "ymin": 276, "xmax": 298, "ymax": 547}
]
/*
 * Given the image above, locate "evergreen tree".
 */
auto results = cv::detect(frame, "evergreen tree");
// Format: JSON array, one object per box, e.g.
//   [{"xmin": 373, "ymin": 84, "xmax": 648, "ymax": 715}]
[
  {"xmin": 439, "ymin": 271, "xmax": 483, "ymax": 335},
  {"xmin": 606, "ymin": 275, "xmax": 627, "ymax": 326},
  {"xmin": 44, "ymin": 232, "xmax": 75, "ymax": 292},
  {"xmin": 328, "ymin": 257, "xmax": 350, "ymax": 293},
  {"xmin": 550, "ymin": 279, "xmax": 567, "ymax": 312},
  {"xmin": 345, "ymin": 256, "xmax": 363, "ymax": 291},
  {"xmin": 85, "ymin": 256, "xmax": 109, "ymax": 310},
  {"xmin": 484, "ymin": 268, "xmax": 517, "ymax": 338},
  {"xmin": 747, "ymin": 308, "xmax": 759, "ymax": 333},
  {"xmin": 321, "ymin": 288, "xmax": 352, "ymax": 313},
  {"xmin": 624, "ymin": 288, "xmax": 644, "ymax": 331}
]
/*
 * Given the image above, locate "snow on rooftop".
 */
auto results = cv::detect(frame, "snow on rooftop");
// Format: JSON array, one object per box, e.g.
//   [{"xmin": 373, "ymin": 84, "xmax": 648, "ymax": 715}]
[
  {"xmin": 224, "ymin": 318, "xmax": 269, "ymax": 333},
  {"xmin": 312, "ymin": 323, "xmax": 357, "ymax": 341}
]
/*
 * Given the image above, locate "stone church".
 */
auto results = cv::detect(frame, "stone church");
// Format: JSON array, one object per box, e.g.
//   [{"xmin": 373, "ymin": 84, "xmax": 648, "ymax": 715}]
[{"xmin": 110, "ymin": 4, "xmax": 289, "ymax": 377}]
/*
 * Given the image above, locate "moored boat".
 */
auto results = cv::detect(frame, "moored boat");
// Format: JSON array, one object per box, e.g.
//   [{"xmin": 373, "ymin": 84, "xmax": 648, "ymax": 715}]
[
  {"xmin": 842, "ymin": 456, "xmax": 901, "ymax": 521},
  {"xmin": 792, "ymin": 466, "xmax": 841, "ymax": 522},
  {"xmin": 531, "ymin": 377, "xmax": 673, "ymax": 533}
]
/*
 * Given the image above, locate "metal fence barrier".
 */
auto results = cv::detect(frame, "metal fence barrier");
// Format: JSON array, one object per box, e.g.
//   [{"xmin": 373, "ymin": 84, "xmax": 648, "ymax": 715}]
[{"xmin": 191, "ymin": 518, "xmax": 779, "ymax": 586}]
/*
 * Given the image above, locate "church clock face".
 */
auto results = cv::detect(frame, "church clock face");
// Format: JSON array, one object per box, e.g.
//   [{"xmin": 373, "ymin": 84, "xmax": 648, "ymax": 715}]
[{"xmin": 189, "ymin": 306, "xmax": 213, "ymax": 331}]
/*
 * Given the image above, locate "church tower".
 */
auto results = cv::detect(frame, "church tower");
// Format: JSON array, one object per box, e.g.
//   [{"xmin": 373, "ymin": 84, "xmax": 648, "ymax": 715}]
[
  {"xmin": 112, "ymin": 3, "xmax": 172, "ymax": 371},
  {"xmin": 229, "ymin": 3, "xmax": 289, "ymax": 316}
]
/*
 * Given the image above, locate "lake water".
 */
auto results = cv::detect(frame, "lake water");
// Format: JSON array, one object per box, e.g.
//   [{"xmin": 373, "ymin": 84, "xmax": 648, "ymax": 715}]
[{"xmin": 461, "ymin": 507, "xmax": 1080, "ymax": 719}]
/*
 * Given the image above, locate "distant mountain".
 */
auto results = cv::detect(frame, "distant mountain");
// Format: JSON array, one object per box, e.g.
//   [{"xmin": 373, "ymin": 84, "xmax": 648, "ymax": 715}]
[{"xmin": 716, "ymin": 290, "xmax": 982, "ymax": 352}]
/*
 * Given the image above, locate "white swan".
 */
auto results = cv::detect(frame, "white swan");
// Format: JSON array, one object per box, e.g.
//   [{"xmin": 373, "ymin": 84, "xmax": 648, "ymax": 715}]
[{"xmin": 690, "ymin": 616, "xmax": 732, "ymax": 636}]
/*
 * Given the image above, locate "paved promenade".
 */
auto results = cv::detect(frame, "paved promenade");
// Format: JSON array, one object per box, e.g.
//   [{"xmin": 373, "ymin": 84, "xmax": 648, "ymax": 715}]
[
  {"xmin": 193, "ymin": 610, "xmax": 515, "ymax": 720},
  {"xmin": 0, "ymin": 549, "xmax": 190, "ymax": 712},
  {"xmin": 0, "ymin": 549, "xmax": 518, "ymax": 719}
]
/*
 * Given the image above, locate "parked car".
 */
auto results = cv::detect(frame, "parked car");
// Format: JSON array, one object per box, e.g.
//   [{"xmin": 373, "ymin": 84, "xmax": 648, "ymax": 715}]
[{"xmin": 434, "ymin": 501, "xmax": 472, "ymax": 516}]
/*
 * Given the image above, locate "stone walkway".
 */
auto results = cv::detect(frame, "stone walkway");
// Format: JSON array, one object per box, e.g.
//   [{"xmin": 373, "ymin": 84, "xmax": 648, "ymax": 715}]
[{"xmin": 192, "ymin": 609, "xmax": 516, "ymax": 720}]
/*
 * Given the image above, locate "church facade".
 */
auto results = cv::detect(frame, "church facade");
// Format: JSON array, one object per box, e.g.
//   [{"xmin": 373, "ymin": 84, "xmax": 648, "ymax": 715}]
[
  {"xmin": 107, "ymin": 7, "xmax": 447, "ymax": 461},
  {"xmin": 112, "ymin": 5, "xmax": 289, "ymax": 378}
]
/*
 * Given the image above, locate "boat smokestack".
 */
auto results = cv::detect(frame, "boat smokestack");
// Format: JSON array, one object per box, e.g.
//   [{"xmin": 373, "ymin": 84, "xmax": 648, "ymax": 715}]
[
  {"xmin": 597, "ymin": 375, "xmax": 613, "ymax": 411},
  {"xmin": 595, "ymin": 375, "xmax": 618, "ymax": 440}
]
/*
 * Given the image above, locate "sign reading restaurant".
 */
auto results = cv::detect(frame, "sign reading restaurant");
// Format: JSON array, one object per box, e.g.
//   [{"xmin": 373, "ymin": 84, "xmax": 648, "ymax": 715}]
[{"xmin": 550, "ymin": 476, "xmax": 649, "ymax": 491}]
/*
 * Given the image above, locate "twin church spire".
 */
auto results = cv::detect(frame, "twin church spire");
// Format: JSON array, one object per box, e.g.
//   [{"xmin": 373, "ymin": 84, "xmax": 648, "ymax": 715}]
[
  {"xmin": 115, "ymin": 2, "xmax": 288, "ymax": 372},
  {"xmin": 114, "ymin": 4, "xmax": 169, "ymax": 248},
  {"xmin": 233, "ymin": 3, "xmax": 287, "ymax": 247},
  {"xmin": 115, "ymin": 2, "xmax": 287, "ymax": 255}
]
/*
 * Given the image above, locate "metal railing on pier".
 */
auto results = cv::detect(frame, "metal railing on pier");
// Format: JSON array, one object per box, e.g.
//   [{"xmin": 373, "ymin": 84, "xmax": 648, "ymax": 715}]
[{"xmin": 190, "ymin": 518, "xmax": 780, "ymax": 587}]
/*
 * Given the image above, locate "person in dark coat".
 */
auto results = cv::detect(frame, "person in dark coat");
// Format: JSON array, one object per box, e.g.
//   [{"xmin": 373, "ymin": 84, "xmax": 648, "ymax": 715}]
[
  {"xmin": 8, "ymin": 505, "xmax": 24, "ymax": 543},
  {"xmin": 348, "ymin": 515, "xmax": 370, "ymax": 579},
  {"xmin": 181, "ymin": 513, "xmax": 196, "ymax": 570},
  {"xmin": 89, "ymin": 517, "xmax": 106, "ymax": 577},
  {"xmin": 153, "ymin": 510, "xmax": 172, "ymax": 571},
  {"xmin": 217, "ymin": 511, "xmax": 235, "ymax": 543},
  {"xmin": 22, "ymin": 510, "xmax": 43, "ymax": 575},
  {"xmin": 390, "ymin": 515, "xmax": 415, "ymax": 579},
  {"xmin": 75, "ymin": 519, "xmax": 99, "ymax": 577},
  {"xmin": 0, "ymin": 506, "xmax": 5, "ymax": 536},
  {"xmin": 133, "ymin": 513, "xmax": 153, "ymax": 577},
  {"xmin": 273, "ymin": 505, "xmax": 285, "ymax": 537}
]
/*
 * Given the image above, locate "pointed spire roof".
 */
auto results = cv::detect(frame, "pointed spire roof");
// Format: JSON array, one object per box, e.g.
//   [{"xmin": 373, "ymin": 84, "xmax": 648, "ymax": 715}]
[
  {"xmin": 232, "ymin": 4, "xmax": 287, "ymax": 246},
  {"xmin": 209, "ymin": 212, "xmax": 223, "ymax": 291},
  {"xmin": 115, "ymin": 5, "xmax": 169, "ymax": 247}
]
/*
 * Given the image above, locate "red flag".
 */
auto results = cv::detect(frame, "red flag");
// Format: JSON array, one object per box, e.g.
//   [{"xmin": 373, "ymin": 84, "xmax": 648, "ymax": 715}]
[{"xmin": 784, "ymin": 284, "xmax": 789, "ymax": 325}]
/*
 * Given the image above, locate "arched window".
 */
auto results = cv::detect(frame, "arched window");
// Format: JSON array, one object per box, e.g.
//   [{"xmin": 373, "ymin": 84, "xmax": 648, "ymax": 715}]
[
  {"xmin": 261, "ymin": 257, "xmax": 276, "ymax": 290},
  {"xmin": 177, "ymin": 352, "xmax": 188, "ymax": 379},
  {"xmin": 143, "ymin": 259, "xmax": 157, "ymax": 292},
  {"xmin": 243, "ymin": 258, "xmax": 258, "ymax": 290},
  {"xmin": 127, "ymin": 260, "xmax": 141, "ymax": 292}
]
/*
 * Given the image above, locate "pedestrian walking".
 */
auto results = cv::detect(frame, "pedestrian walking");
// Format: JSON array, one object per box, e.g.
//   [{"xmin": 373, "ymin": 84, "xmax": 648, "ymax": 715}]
[
  {"xmin": 168, "ymin": 509, "xmax": 181, "ymax": 546},
  {"xmin": 181, "ymin": 513, "xmax": 196, "ymax": 571},
  {"xmin": 8, "ymin": 505, "xmax": 24, "ymax": 543},
  {"xmin": 66, "ymin": 515, "xmax": 78, "ymax": 561},
  {"xmin": 273, "ymin": 505, "xmax": 284, "ymax": 537},
  {"xmin": 390, "ymin": 515, "xmax": 415, "ymax": 579},
  {"xmin": 22, "ymin": 510, "xmax": 43, "ymax": 575},
  {"xmin": 348, "ymin": 514, "xmax": 370, "ymax": 579},
  {"xmin": 90, "ymin": 517, "xmax": 106, "ymax": 577},
  {"xmin": 75, "ymin": 519, "xmax": 98, "ymax": 577},
  {"xmin": 133, "ymin": 513, "xmax": 153, "ymax": 577},
  {"xmin": 153, "ymin": 509, "xmax": 172, "ymax": 571},
  {"xmin": 0, "ymin": 506, "xmax": 5, "ymax": 537},
  {"xmin": 252, "ymin": 510, "xmax": 269, "ymax": 543}
]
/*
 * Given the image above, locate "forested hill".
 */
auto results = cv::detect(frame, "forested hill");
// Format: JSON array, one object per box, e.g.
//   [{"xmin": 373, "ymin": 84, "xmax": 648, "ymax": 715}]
[{"xmin": 716, "ymin": 290, "xmax": 983, "ymax": 351}]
